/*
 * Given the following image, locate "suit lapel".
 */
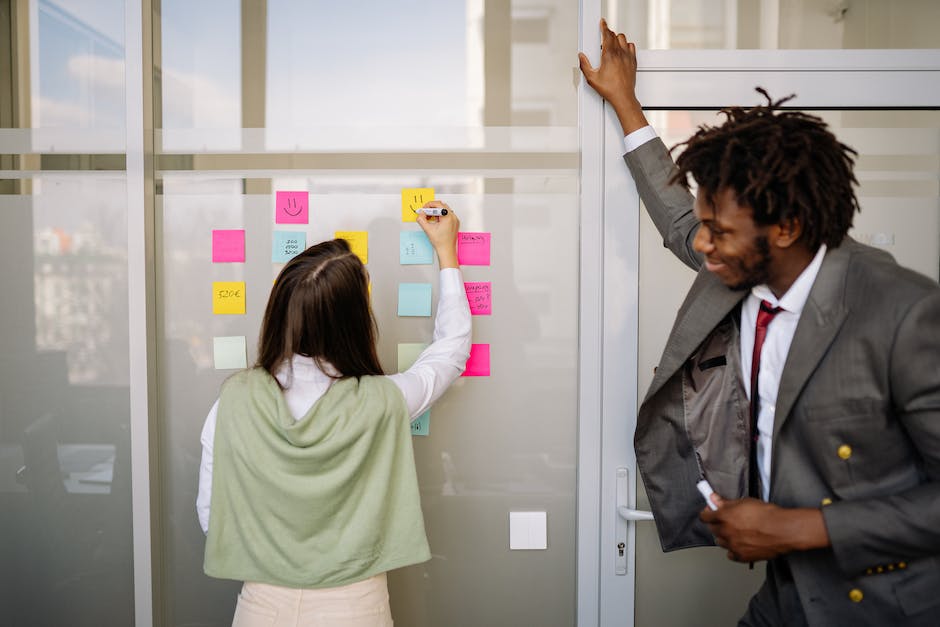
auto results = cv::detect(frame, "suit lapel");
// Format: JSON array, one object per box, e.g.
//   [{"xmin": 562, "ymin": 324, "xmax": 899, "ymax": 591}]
[
  {"xmin": 771, "ymin": 243, "xmax": 853, "ymax": 444},
  {"xmin": 644, "ymin": 269, "xmax": 746, "ymax": 403}
]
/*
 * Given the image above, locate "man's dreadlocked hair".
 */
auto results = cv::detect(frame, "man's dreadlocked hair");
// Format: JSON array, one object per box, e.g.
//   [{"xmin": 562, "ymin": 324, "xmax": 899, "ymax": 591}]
[{"xmin": 670, "ymin": 88, "xmax": 860, "ymax": 250}]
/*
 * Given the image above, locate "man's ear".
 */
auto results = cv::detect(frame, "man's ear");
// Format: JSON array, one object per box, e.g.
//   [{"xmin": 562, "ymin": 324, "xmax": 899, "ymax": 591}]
[{"xmin": 772, "ymin": 217, "xmax": 802, "ymax": 249}]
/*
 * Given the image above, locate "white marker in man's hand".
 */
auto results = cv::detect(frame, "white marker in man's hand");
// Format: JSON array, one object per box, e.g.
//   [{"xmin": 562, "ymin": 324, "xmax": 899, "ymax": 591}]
[{"xmin": 697, "ymin": 479, "xmax": 719, "ymax": 511}]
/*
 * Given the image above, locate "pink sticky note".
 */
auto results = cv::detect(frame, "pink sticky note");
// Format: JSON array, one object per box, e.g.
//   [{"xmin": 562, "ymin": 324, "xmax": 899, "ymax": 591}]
[
  {"xmin": 457, "ymin": 232, "xmax": 491, "ymax": 266},
  {"xmin": 464, "ymin": 282, "xmax": 492, "ymax": 315},
  {"xmin": 463, "ymin": 344, "xmax": 490, "ymax": 377},
  {"xmin": 212, "ymin": 229, "xmax": 245, "ymax": 262},
  {"xmin": 275, "ymin": 191, "xmax": 309, "ymax": 224}
]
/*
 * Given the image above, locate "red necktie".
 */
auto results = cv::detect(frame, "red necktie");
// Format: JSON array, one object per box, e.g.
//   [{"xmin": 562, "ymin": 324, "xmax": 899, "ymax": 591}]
[{"xmin": 748, "ymin": 300, "xmax": 783, "ymax": 498}]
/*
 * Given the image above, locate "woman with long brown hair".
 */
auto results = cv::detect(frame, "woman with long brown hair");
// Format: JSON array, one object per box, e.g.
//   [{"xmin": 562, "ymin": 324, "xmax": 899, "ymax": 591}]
[{"xmin": 196, "ymin": 202, "xmax": 470, "ymax": 626}]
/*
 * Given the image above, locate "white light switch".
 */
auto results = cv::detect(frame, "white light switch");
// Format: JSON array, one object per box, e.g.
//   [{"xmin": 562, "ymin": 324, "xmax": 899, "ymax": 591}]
[{"xmin": 509, "ymin": 511, "xmax": 547, "ymax": 550}]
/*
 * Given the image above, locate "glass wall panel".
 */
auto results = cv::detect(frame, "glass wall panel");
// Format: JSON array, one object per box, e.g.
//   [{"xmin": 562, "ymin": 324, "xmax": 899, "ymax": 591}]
[
  {"xmin": 608, "ymin": 0, "xmax": 940, "ymax": 49},
  {"xmin": 155, "ymin": 1, "xmax": 580, "ymax": 626},
  {"xmin": 158, "ymin": 0, "xmax": 240, "ymax": 151},
  {"xmin": 35, "ymin": 0, "xmax": 125, "ymax": 130},
  {"xmin": 265, "ymin": 2, "xmax": 469, "ymax": 134},
  {"xmin": 634, "ymin": 108, "xmax": 940, "ymax": 627},
  {"xmin": 0, "ymin": 0, "xmax": 134, "ymax": 624}
]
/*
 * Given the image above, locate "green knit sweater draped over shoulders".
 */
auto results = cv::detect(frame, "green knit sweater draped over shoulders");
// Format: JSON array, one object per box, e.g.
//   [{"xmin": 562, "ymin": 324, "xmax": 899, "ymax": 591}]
[{"xmin": 204, "ymin": 367, "xmax": 430, "ymax": 588}]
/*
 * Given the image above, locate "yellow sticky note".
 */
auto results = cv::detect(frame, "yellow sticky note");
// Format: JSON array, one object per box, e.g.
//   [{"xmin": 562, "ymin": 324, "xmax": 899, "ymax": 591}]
[
  {"xmin": 335, "ymin": 231, "xmax": 368, "ymax": 264},
  {"xmin": 401, "ymin": 187, "xmax": 435, "ymax": 222},
  {"xmin": 213, "ymin": 281, "xmax": 246, "ymax": 314}
]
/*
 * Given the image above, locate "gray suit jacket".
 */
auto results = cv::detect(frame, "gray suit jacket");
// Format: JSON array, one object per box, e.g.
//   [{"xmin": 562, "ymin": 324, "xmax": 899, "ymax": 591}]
[{"xmin": 625, "ymin": 138, "xmax": 940, "ymax": 626}]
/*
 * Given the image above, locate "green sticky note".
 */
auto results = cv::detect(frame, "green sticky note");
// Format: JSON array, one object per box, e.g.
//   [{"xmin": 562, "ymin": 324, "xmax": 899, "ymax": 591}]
[
  {"xmin": 398, "ymin": 342, "xmax": 429, "ymax": 371},
  {"xmin": 213, "ymin": 336, "xmax": 247, "ymax": 370},
  {"xmin": 411, "ymin": 411, "xmax": 430, "ymax": 436},
  {"xmin": 399, "ymin": 343, "xmax": 431, "ymax": 436},
  {"xmin": 398, "ymin": 283, "xmax": 432, "ymax": 317}
]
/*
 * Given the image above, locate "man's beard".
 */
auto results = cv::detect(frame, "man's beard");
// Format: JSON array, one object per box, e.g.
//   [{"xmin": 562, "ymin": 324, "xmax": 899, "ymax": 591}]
[{"xmin": 727, "ymin": 235, "xmax": 772, "ymax": 292}]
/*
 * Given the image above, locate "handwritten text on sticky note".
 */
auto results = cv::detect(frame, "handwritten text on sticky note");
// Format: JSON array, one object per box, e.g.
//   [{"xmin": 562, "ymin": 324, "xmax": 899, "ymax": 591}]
[
  {"xmin": 457, "ymin": 232, "xmax": 491, "ymax": 266},
  {"xmin": 272, "ymin": 231, "xmax": 306, "ymax": 263},
  {"xmin": 401, "ymin": 188, "xmax": 435, "ymax": 223},
  {"xmin": 464, "ymin": 282, "xmax": 492, "ymax": 315},
  {"xmin": 335, "ymin": 231, "xmax": 368, "ymax": 264},
  {"xmin": 463, "ymin": 343, "xmax": 490, "ymax": 377},
  {"xmin": 213, "ymin": 281, "xmax": 246, "ymax": 315},
  {"xmin": 212, "ymin": 229, "xmax": 245, "ymax": 263},
  {"xmin": 213, "ymin": 336, "xmax": 247, "ymax": 369},
  {"xmin": 398, "ymin": 283, "xmax": 432, "ymax": 317},
  {"xmin": 411, "ymin": 411, "xmax": 430, "ymax": 436},
  {"xmin": 400, "ymin": 231, "xmax": 434, "ymax": 265},
  {"xmin": 275, "ymin": 191, "xmax": 309, "ymax": 224}
]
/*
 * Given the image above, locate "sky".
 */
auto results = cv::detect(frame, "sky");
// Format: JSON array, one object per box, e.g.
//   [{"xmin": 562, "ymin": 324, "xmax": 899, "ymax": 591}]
[
  {"xmin": 36, "ymin": 0, "xmax": 470, "ymax": 134},
  {"xmin": 162, "ymin": 0, "xmax": 469, "ymax": 132}
]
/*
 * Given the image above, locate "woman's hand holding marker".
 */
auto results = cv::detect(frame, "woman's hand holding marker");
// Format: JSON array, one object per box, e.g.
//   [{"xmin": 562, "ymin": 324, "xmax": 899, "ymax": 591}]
[{"xmin": 416, "ymin": 201, "xmax": 459, "ymax": 269}]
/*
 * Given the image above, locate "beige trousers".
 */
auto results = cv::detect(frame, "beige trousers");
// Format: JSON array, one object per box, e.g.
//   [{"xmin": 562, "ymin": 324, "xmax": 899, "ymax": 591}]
[{"xmin": 231, "ymin": 573, "xmax": 393, "ymax": 627}]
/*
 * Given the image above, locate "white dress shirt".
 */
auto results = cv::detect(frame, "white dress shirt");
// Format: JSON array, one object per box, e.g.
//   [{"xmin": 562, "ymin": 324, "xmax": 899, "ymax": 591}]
[
  {"xmin": 196, "ymin": 267, "xmax": 472, "ymax": 533},
  {"xmin": 623, "ymin": 125, "xmax": 659, "ymax": 153},
  {"xmin": 741, "ymin": 245, "xmax": 827, "ymax": 501}
]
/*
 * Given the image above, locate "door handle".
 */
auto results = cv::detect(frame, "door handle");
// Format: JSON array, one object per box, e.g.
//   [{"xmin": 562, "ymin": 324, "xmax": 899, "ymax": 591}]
[
  {"xmin": 614, "ymin": 467, "xmax": 654, "ymax": 575},
  {"xmin": 617, "ymin": 505, "xmax": 654, "ymax": 521}
]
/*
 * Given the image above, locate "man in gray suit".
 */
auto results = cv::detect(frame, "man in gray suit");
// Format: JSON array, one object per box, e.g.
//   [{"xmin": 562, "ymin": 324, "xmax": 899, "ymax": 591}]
[{"xmin": 579, "ymin": 20, "xmax": 940, "ymax": 627}]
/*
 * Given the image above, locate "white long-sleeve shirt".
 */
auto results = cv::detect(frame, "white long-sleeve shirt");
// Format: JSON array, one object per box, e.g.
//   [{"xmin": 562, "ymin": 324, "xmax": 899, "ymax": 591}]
[{"xmin": 197, "ymin": 267, "xmax": 472, "ymax": 533}]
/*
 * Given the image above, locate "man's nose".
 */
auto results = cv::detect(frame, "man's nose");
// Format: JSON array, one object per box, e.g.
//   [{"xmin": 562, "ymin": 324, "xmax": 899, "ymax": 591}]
[{"xmin": 692, "ymin": 225, "xmax": 712, "ymax": 254}]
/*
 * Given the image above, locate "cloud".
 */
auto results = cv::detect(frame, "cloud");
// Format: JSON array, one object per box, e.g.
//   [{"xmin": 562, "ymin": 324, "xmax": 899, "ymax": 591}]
[
  {"xmin": 38, "ymin": 95, "xmax": 94, "ymax": 127},
  {"xmin": 36, "ymin": 53, "xmax": 124, "ymax": 127},
  {"xmin": 68, "ymin": 53, "xmax": 125, "ymax": 91},
  {"xmin": 161, "ymin": 67, "xmax": 240, "ymax": 128},
  {"xmin": 60, "ymin": 52, "xmax": 240, "ymax": 130}
]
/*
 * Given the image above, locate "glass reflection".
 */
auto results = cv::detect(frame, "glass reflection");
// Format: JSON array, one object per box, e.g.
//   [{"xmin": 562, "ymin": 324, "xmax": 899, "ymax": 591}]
[
  {"xmin": 35, "ymin": 0, "xmax": 125, "ymax": 131},
  {"xmin": 1, "ymin": 1, "xmax": 133, "ymax": 625},
  {"xmin": 0, "ymin": 175, "xmax": 133, "ymax": 627},
  {"xmin": 158, "ymin": 0, "xmax": 580, "ymax": 153},
  {"xmin": 266, "ymin": 2, "xmax": 468, "ymax": 130},
  {"xmin": 33, "ymin": 176, "xmax": 131, "ymax": 384},
  {"xmin": 609, "ymin": 0, "xmax": 940, "ymax": 49},
  {"xmin": 159, "ymin": 0, "xmax": 241, "ymax": 148}
]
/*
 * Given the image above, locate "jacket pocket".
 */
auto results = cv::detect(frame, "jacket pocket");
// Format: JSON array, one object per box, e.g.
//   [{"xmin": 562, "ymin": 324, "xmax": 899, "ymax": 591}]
[
  {"xmin": 894, "ymin": 557, "xmax": 940, "ymax": 617},
  {"xmin": 697, "ymin": 355, "xmax": 727, "ymax": 371},
  {"xmin": 798, "ymin": 403, "xmax": 918, "ymax": 498},
  {"xmin": 802, "ymin": 398, "xmax": 886, "ymax": 423}
]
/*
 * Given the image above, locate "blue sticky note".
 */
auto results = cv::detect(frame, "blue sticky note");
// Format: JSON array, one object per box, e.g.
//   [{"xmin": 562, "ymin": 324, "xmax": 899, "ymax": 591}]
[
  {"xmin": 411, "ymin": 411, "xmax": 430, "ymax": 436},
  {"xmin": 400, "ymin": 231, "xmax": 434, "ymax": 265},
  {"xmin": 272, "ymin": 231, "xmax": 306, "ymax": 263},
  {"xmin": 398, "ymin": 283, "xmax": 432, "ymax": 317}
]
